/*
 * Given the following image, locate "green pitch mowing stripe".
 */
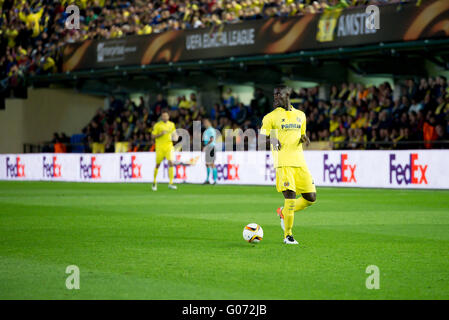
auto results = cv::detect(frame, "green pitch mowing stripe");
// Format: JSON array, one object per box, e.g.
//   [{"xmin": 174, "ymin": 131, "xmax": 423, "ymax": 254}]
[{"xmin": 0, "ymin": 181, "xmax": 448, "ymax": 299}]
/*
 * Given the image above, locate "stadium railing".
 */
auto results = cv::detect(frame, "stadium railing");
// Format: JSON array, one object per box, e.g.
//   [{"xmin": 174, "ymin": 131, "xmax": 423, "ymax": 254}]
[{"xmin": 22, "ymin": 140, "xmax": 449, "ymax": 153}]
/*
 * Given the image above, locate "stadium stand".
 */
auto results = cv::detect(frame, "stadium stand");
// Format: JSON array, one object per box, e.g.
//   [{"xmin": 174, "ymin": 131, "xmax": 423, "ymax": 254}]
[
  {"xmin": 45, "ymin": 77, "xmax": 448, "ymax": 153},
  {"xmin": 0, "ymin": 1, "xmax": 409, "ymax": 82},
  {"xmin": 3, "ymin": 0, "xmax": 444, "ymax": 153}
]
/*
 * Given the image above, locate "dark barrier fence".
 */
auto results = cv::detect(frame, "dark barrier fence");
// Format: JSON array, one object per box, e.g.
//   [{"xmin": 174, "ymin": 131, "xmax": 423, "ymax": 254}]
[
  {"xmin": 62, "ymin": 0, "xmax": 449, "ymax": 72},
  {"xmin": 23, "ymin": 140, "xmax": 449, "ymax": 154}
]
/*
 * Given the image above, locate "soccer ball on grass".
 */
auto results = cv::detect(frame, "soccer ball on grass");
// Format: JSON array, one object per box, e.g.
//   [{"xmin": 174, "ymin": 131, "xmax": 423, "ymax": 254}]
[{"xmin": 243, "ymin": 223, "xmax": 263, "ymax": 243}]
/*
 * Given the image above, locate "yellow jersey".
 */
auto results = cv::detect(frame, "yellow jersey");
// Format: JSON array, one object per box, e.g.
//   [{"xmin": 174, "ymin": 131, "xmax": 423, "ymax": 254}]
[
  {"xmin": 260, "ymin": 107, "xmax": 307, "ymax": 168},
  {"xmin": 178, "ymin": 100, "xmax": 192, "ymax": 109},
  {"xmin": 152, "ymin": 120, "xmax": 176, "ymax": 149}
]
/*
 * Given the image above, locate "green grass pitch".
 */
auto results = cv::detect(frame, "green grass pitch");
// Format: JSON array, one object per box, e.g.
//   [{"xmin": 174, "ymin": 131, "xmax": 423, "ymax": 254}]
[{"xmin": 0, "ymin": 181, "xmax": 448, "ymax": 299}]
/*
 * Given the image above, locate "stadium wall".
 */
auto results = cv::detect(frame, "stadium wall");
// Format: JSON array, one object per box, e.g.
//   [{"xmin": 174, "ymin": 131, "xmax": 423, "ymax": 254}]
[
  {"xmin": 1, "ymin": 150, "xmax": 448, "ymax": 190},
  {"xmin": 0, "ymin": 89, "xmax": 104, "ymax": 153}
]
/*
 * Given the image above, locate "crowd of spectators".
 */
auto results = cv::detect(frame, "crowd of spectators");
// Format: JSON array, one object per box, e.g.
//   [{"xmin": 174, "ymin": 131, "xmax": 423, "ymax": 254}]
[
  {"xmin": 1, "ymin": 0, "xmax": 411, "ymax": 90},
  {"xmin": 294, "ymin": 77, "xmax": 449, "ymax": 149},
  {"xmin": 68, "ymin": 76, "xmax": 449, "ymax": 153},
  {"xmin": 80, "ymin": 89, "xmax": 265, "ymax": 152},
  {"xmin": 3, "ymin": 0, "xmax": 440, "ymax": 152}
]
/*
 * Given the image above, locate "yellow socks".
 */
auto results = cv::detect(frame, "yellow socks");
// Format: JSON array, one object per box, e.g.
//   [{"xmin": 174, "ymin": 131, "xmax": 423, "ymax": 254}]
[
  {"xmin": 154, "ymin": 167, "xmax": 174, "ymax": 185},
  {"xmin": 282, "ymin": 199, "xmax": 296, "ymax": 238},
  {"xmin": 281, "ymin": 197, "xmax": 315, "ymax": 239},
  {"xmin": 295, "ymin": 197, "xmax": 314, "ymax": 212},
  {"xmin": 168, "ymin": 166, "xmax": 174, "ymax": 185},
  {"xmin": 153, "ymin": 168, "xmax": 158, "ymax": 185}
]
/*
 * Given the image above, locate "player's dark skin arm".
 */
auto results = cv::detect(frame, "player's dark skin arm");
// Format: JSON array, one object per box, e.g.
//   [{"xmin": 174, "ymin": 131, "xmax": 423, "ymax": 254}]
[
  {"xmin": 261, "ymin": 133, "xmax": 310, "ymax": 150},
  {"xmin": 259, "ymin": 133, "xmax": 282, "ymax": 151},
  {"xmin": 299, "ymin": 134, "xmax": 311, "ymax": 146}
]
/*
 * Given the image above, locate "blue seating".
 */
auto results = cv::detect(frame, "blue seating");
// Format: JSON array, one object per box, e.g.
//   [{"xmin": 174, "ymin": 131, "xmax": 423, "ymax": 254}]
[{"xmin": 71, "ymin": 134, "xmax": 86, "ymax": 153}]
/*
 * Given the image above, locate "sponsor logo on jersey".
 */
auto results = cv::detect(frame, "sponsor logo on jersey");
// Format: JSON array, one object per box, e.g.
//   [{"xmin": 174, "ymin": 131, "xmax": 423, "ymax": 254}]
[{"xmin": 281, "ymin": 123, "xmax": 301, "ymax": 130}]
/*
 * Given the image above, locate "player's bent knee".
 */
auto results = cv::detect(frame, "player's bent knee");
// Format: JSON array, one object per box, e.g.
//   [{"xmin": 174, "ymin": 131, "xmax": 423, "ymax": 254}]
[
  {"xmin": 283, "ymin": 190, "xmax": 296, "ymax": 199},
  {"xmin": 302, "ymin": 192, "xmax": 317, "ymax": 203}
]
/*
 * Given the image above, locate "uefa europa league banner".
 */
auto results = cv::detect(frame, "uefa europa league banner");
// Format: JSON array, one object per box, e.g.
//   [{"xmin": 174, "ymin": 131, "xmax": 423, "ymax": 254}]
[
  {"xmin": 63, "ymin": 0, "xmax": 449, "ymax": 72},
  {"xmin": 1, "ymin": 150, "xmax": 449, "ymax": 189}
]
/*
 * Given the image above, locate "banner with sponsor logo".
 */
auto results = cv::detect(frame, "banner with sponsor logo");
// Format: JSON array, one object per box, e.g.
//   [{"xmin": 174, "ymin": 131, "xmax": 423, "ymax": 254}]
[
  {"xmin": 63, "ymin": 0, "xmax": 449, "ymax": 71},
  {"xmin": 309, "ymin": 150, "xmax": 445, "ymax": 188},
  {"xmin": 1, "ymin": 150, "xmax": 448, "ymax": 189}
]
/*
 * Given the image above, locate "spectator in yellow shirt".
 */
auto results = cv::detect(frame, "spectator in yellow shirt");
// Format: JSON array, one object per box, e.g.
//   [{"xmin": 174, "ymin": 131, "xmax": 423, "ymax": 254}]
[
  {"xmin": 178, "ymin": 96, "xmax": 192, "ymax": 110},
  {"xmin": 5, "ymin": 27, "xmax": 18, "ymax": 48},
  {"xmin": 19, "ymin": 6, "xmax": 44, "ymax": 37}
]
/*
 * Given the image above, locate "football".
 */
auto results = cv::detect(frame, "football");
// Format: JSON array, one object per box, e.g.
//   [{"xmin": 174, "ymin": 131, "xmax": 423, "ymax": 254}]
[{"xmin": 243, "ymin": 223, "xmax": 264, "ymax": 243}]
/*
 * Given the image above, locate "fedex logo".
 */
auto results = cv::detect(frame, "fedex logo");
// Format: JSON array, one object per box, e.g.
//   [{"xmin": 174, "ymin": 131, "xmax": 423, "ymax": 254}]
[
  {"xmin": 120, "ymin": 155, "xmax": 142, "ymax": 179},
  {"xmin": 323, "ymin": 154, "xmax": 357, "ymax": 183},
  {"xmin": 6, "ymin": 156, "xmax": 25, "ymax": 178},
  {"xmin": 163, "ymin": 155, "xmax": 188, "ymax": 180},
  {"xmin": 265, "ymin": 154, "xmax": 276, "ymax": 182},
  {"xmin": 174, "ymin": 154, "xmax": 187, "ymax": 180},
  {"xmin": 80, "ymin": 156, "xmax": 101, "ymax": 179},
  {"xmin": 216, "ymin": 155, "xmax": 240, "ymax": 181},
  {"xmin": 389, "ymin": 153, "xmax": 428, "ymax": 185},
  {"xmin": 43, "ymin": 156, "xmax": 62, "ymax": 178}
]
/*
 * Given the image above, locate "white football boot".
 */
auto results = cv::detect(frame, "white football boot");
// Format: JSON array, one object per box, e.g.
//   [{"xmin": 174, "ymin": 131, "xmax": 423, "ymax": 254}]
[
  {"xmin": 283, "ymin": 235, "xmax": 299, "ymax": 245},
  {"xmin": 168, "ymin": 184, "xmax": 177, "ymax": 190},
  {"xmin": 152, "ymin": 184, "xmax": 157, "ymax": 191}
]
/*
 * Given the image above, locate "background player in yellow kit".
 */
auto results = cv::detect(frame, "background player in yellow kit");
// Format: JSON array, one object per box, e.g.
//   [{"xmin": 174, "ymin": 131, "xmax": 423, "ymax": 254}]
[
  {"xmin": 152, "ymin": 110, "xmax": 178, "ymax": 191},
  {"xmin": 260, "ymin": 85, "xmax": 317, "ymax": 245}
]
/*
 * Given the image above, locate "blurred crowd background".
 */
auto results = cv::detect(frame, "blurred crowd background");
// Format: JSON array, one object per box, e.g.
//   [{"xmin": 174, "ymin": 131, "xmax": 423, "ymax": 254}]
[
  {"xmin": 1, "ymin": 0, "xmax": 411, "ymax": 86},
  {"xmin": 47, "ymin": 76, "xmax": 449, "ymax": 153},
  {"xmin": 3, "ymin": 0, "xmax": 440, "ymax": 153}
]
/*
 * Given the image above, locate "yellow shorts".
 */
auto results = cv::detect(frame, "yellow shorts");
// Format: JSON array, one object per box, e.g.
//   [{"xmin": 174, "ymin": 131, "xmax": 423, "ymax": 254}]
[
  {"xmin": 276, "ymin": 166, "xmax": 316, "ymax": 194},
  {"xmin": 155, "ymin": 146, "xmax": 174, "ymax": 164}
]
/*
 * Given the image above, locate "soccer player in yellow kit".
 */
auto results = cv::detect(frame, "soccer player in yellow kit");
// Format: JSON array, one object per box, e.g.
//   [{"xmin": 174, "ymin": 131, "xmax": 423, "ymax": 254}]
[
  {"xmin": 152, "ymin": 111, "xmax": 178, "ymax": 191},
  {"xmin": 260, "ymin": 85, "xmax": 317, "ymax": 245}
]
